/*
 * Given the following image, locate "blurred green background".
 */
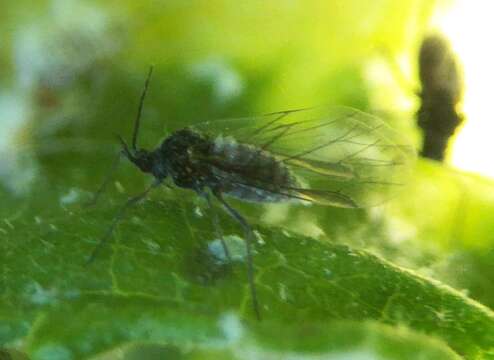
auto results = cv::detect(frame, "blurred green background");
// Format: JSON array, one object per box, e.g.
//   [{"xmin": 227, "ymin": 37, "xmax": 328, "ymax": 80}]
[{"xmin": 1, "ymin": 0, "xmax": 494, "ymax": 359}]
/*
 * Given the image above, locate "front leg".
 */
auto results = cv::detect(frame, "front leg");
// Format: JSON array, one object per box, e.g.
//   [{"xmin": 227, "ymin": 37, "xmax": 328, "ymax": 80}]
[{"xmin": 87, "ymin": 179, "xmax": 161, "ymax": 264}]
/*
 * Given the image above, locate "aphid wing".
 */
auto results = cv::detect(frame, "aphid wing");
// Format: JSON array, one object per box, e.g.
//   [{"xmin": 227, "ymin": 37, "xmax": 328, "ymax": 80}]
[
  {"xmin": 293, "ymin": 188, "xmax": 358, "ymax": 208},
  {"xmin": 193, "ymin": 106, "xmax": 415, "ymax": 208},
  {"xmin": 284, "ymin": 158, "xmax": 355, "ymax": 179}
]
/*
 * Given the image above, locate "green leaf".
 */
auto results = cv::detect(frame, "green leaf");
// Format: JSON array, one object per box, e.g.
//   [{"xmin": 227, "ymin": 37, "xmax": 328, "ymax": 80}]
[
  {"xmin": 91, "ymin": 321, "xmax": 461, "ymax": 360},
  {"xmin": 1, "ymin": 184, "xmax": 494, "ymax": 359}
]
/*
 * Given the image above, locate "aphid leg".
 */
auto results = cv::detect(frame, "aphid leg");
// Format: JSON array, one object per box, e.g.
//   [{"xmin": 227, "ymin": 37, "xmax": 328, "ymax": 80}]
[
  {"xmin": 85, "ymin": 150, "xmax": 123, "ymax": 207},
  {"xmin": 86, "ymin": 180, "xmax": 160, "ymax": 265},
  {"xmin": 214, "ymin": 191, "xmax": 261, "ymax": 321},
  {"xmin": 202, "ymin": 191, "xmax": 231, "ymax": 262}
]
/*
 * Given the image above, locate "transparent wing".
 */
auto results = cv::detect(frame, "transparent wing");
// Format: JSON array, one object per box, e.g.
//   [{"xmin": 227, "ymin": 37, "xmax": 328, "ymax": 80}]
[{"xmin": 191, "ymin": 106, "xmax": 415, "ymax": 208}]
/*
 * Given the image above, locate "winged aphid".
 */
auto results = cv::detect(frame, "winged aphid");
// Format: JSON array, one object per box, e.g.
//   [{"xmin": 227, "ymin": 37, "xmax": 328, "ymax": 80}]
[{"xmin": 87, "ymin": 67, "xmax": 414, "ymax": 320}]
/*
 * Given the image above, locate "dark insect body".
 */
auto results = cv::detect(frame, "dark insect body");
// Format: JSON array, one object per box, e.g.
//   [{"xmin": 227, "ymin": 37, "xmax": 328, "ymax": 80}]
[
  {"xmin": 133, "ymin": 128, "xmax": 300, "ymax": 203},
  {"xmin": 417, "ymin": 33, "xmax": 464, "ymax": 161},
  {"xmin": 87, "ymin": 67, "xmax": 413, "ymax": 320}
]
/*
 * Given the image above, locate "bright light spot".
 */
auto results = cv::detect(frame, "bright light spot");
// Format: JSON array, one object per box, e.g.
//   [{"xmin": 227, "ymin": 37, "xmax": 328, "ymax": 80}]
[
  {"xmin": 190, "ymin": 58, "xmax": 244, "ymax": 104},
  {"xmin": 433, "ymin": 1, "xmax": 494, "ymax": 178}
]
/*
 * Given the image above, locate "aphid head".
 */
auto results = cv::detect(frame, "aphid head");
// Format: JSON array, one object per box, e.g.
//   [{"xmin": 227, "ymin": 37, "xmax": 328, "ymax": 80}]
[
  {"xmin": 117, "ymin": 135, "xmax": 155, "ymax": 174},
  {"xmin": 117, "ymin": 65, "xmax": 167, "ymax": 178},
  {"xmin": 88, "ymin": 67, "xmax": 162, "ymax": 209}
]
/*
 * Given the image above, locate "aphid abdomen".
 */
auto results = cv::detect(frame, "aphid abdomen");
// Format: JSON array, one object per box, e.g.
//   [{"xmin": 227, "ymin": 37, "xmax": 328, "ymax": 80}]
[{"xmin": 210, "ymin": 135, "xmax": 299, "ymax": 202}]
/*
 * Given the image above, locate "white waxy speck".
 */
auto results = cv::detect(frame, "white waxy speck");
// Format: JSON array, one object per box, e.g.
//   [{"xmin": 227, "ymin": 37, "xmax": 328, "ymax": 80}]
[
  {"xmin": 59, "ymin": 188, "xmax": 81, "ymax": 206},
  {"xmin": 25, "ymin": 281, "xmax": 58, "ymax": 305},
  {"xmin": 142, "ymin": 238, "xmax": 161, "ymax": 253},
  {"xmin": 194, "ymin": 206, "xmax": 203, "ymax": 218},
  {"xmin": 115, "ymin": 181, "xmax": 125, "ymax": 193},
  {"xmin": 278, "ymin": 283, "xmax": 288, "ymax": 301},
  {"xmin": 208, "ymin": 234, "xmax": 246, "ymax": 263},
  {"xmin": 254, "ymin": 230, "xmax": 265, "ymax": 245}
]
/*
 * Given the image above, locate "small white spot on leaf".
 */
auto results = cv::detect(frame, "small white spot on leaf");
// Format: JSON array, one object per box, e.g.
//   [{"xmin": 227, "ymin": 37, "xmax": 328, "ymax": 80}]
[
  {"xmin": 208, "ymin": 234, "xmax": 247, "ymax": 264},
  {"xmin": 278, "ymin": 283, "xmax": 289, "ymax": 302},
  {"xmin": 24, "ymin": 281, "xmax": 58, "ymax": 305},
  {"xmin": 59, "ymin": 188, "xmax": 82, "ymax": 206},
  {"xmin": 114, "ymin": 181, "xmax": 125, "ymax": 193},
  {"xmin": 254, "ymin": 230, "xmax": 265, "ymax": 245},
  {"xmin": 141, "ymin": 238, "xmax": 161, "ymax": 253},
  {"xmin": 218, "ymin": 312, "xmax": 244, "ymax": 343},
  {"xmin": 194, "ymin": 206, "xmax": 203, "ymax": 218}
]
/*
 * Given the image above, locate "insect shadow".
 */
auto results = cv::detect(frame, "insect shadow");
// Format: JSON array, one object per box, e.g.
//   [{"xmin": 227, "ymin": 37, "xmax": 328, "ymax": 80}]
[{"xmin": 86, "ymin": 67, "xmax": 413, "ymax": 320}]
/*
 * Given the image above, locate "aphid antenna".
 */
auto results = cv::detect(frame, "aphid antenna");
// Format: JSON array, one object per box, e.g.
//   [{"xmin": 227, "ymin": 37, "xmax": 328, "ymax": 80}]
[
  {"xmin": 86, "ymin": 67, "xmax": 158, "ymax": 263},
  {"xmin": 131, "ymin": 65, "xmax": 154, "ymax": 152},
  {"xmin": 86, "ymin": 67, "xmax": 154, "ymax": 207}
]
